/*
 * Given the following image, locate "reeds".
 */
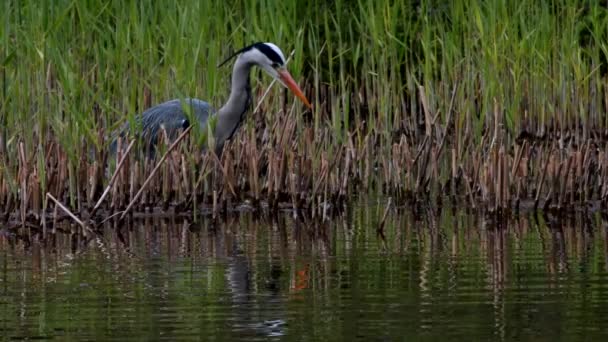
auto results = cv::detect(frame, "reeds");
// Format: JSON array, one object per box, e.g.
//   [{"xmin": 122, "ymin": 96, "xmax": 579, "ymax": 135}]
[{"xmin": 1, "ymin": 0, "xmax": 608, "ymax": 223}]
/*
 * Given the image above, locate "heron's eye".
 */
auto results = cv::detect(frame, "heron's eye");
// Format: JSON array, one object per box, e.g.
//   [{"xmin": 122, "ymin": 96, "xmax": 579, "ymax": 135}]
[{"xmin": 272, "ymin": 62, "xmax": 281, "ymax": 68}]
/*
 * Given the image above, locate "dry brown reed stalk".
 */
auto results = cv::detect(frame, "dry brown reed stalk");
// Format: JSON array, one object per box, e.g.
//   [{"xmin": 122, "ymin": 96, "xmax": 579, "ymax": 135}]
[
  {"xmin": 5, "ymin": 82, "xmax": 608, "ymax": 221},
  {"xmin": 558, "ymin": 154, "xmax": 573, "ymax": 208},
  {"xmin": 119, "ymin": 126, "xmax": 192, "ymax": 220},
  {"xmin": 212, "ymin": 150, "xmax": 237, "ymax": 198},
  {"xmin": 534, "ymin": 145, "xmax": 553, "ymax": 210},
  {"xmin": 46, "ymin": 192, "xmax": 91, "ymax": 233},
  {"xmin": 91, "ymin": 139, "xmax": 135, "ymax": 216},
  {"xmin": 436, "ymin": 82, "xmax": 459, "ymax": 159},
  {"xmin": 18, "ymin": 142, "xmax": 27, "ymax": 226},
  {"xmin": 419, "ymin": 86, "xmax": 433, "ymax": 138},
  {"xmin": 212, "ymin": 190, "xmax": 218, "ymax": 218},
  {"xmin": 377, "ymin": 197, "xmax": 393, "ymax": 237}
]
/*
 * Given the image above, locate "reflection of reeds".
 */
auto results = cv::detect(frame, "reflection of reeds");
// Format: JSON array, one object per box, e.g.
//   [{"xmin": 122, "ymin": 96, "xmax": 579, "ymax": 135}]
[
  {"xmin": 3, "ymin": 208, "xmax": 608, "ymax": 315},
  {"xmin": 2, "ymin": 1, "xmax": 608, "ymax": 221},
  {"xmin": 17, "ymin": 210, "xmax": 608, "ymax": 339}
]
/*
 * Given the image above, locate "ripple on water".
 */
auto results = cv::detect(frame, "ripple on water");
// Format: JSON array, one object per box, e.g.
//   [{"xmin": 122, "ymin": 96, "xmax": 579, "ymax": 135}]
[{"xmin": 2, "ymin": 210, "xmax": 608, "ymax": 340}]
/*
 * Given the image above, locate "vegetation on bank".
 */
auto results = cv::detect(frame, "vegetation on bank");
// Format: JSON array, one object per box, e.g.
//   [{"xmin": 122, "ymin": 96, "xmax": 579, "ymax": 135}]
[{"xmin": 1, "ymin": 0, "xmax": 608, "ymax": 222}]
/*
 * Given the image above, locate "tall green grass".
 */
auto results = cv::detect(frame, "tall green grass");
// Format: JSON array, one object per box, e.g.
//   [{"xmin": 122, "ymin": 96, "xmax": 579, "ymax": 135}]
[{"xmin": 1, "ymin": 0, "xmax": 607, "ymax": 215}]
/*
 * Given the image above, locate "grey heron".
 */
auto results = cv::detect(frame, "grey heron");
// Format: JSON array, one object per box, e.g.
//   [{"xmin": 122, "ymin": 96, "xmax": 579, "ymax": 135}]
[{"xmin": 112, "ymin": 42, "xmax": 311, "ymax": 156}]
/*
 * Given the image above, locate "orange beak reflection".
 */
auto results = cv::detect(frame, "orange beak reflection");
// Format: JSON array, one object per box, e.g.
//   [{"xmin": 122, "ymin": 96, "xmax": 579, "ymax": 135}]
[{"xmin": 278, "ymin": 69, "xmax": 312, "ymax": 109}]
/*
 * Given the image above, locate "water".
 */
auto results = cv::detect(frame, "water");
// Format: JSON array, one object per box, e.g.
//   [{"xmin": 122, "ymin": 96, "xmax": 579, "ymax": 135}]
[{"xmin": 2, "ymin": 208, "xmax": 608, "ymax": 341}]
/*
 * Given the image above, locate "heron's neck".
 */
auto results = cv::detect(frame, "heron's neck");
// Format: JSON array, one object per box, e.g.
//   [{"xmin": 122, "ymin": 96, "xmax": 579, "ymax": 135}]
[{"xmin": 215, "ymin": 58, "xmax": 253, "ymax": 152}]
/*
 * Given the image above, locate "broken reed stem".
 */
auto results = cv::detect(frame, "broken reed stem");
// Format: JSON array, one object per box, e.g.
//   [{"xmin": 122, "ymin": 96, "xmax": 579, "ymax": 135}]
[
  {"xmin": 91, "ymin": 139, "xmax": 135, "ymax": 216},
  {"xmin": 97, "ymin": 210, "xmax": 127, "ymax": 226},
  {"xmin": 46, "ymin": 192, "xmax": 89, "ymax": 231},
  {"xmin": 377, "ymin": 197, "xmax": 393, "ymax": 236},
  {"xmin": 210, "ymin": 151, "xmax": 237, "ymax": 197},
  {"xmin": 19, "ymin": 142, "xmax": 27, "ymax": 227},
  {"xmin": 534, "ymin": 146, "xmax": 552, "ymax": 209},
  {"xmin": 419, "ymin": 86, "xmax": 433, "ymax": 137},
  {"xmin": 436, "ymin": 81, "xmax": 459, "ymax": 159},
  {"xmin": 120, "ymin": 126, "xmax": 192, "ymax": 220},
  {"xmin": 189, "ymin": 156, "xmax": 211, "ymax": 200},
  {"xmin": 510, "ymin": 140, "xmax": 527, "ymax": 180}
]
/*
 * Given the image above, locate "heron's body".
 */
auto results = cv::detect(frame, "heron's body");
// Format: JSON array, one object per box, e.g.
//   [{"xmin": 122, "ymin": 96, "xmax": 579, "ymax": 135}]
[
  {"xmin": 112, "ymin": 42, "xmax": 310, "ymax": 156},
  {"xmin": 136, "ymin": 98, "xmax": 212, "ymax": 144}
]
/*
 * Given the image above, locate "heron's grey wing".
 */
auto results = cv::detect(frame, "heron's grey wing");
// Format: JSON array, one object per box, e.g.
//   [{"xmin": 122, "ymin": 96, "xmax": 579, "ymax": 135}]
[
  {"xmin": 140, "ymin": 98, "xmax": 214, "ymax": 141},
  {"xmin": 190, "ymin": 98, "xmax": 216, "ymax": 125},
  {"xmin": 111, "ymin": 98, "xmax": 215, "ymax": 154}
]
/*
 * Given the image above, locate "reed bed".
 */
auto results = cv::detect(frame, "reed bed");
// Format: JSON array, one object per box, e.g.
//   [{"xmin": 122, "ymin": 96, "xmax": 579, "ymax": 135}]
[{"xmin": 1, "ymin": 0, "xmax": 608, "ymax": 225}]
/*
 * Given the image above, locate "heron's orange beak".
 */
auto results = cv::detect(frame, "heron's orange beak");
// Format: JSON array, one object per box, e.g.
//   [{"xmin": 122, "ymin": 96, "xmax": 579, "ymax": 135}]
[{"xmin": 278, "ymin": 69, "xmax": 312, "ymax": 109}]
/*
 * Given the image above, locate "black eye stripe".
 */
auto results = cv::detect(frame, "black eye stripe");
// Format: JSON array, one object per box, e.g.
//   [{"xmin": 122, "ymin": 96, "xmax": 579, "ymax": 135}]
[
  {"xmin": 218, "ymin": 42, "xmax": 285, "ymax": 68},
  {"xmin": 254, "ymin": 43, "xmax": 284, "ymax": 65}
]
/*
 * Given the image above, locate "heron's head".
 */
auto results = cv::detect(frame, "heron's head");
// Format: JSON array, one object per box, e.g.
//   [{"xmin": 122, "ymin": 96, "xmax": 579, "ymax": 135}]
[{"xmin": 219, "ymin": 42, "xmax": 312, "ymax": 109}]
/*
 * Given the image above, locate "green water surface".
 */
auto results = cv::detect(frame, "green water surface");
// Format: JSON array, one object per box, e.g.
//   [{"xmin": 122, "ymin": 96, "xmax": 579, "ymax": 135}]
[{"xmin": 1, "ymin": 208, "xmax": 607, "ymax": 341}]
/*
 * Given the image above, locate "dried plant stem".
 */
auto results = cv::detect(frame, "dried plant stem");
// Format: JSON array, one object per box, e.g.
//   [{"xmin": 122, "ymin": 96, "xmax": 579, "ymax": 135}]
[
  {"xmin": 91, "ymin": 139, "xmax": 135, "ymax": 216},
  {"xmin": 534, "ymin": 147, "xmax": 552, "ymax": 209},
  {"xmin": 377, "ymin": 197, "xmax": 393, "ymax": 235},
  {"xmin": 47, "ymin": 192, "xmax": 89, "ymax": 231},
  {"xmin": 436, "ymin": 81, "xmax": 459, "ymax": 159},
  {"xmin": 120, "ymin": 126, "xmax": 192, "ymax": 220}
]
